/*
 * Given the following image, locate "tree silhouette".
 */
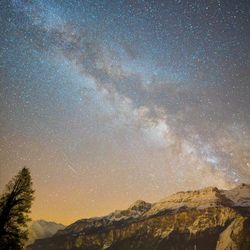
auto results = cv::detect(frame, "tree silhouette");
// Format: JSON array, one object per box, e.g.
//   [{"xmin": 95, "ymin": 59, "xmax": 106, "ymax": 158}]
[{"xmin": 0, "ymin": 167, "xmax": 34, "ymax": 249}]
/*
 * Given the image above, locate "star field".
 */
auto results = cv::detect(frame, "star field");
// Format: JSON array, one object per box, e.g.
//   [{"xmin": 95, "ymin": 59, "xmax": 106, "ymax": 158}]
[{"xmin": 0, "ymin": 0, "xmax": 249, "ymax": 224}]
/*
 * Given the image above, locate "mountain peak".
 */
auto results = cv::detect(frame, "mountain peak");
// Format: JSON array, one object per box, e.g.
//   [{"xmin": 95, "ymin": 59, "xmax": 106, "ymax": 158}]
[
  {"xmin": 222, "ymin": 183, "xmax": 250, "ymax": 207},
  {"xmin": 128, "ymin": 200, "xmax": 152, "ymax": 212}
]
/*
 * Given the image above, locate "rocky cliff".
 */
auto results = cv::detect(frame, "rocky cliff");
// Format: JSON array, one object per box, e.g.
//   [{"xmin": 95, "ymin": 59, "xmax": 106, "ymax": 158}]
[{"xmin": 28, "ymin": 184, "xmax": 250, "ymax": 250}]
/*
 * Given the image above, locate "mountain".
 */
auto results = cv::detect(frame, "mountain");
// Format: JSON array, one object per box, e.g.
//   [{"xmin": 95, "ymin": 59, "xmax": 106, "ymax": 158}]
[
  {"xmin": 28, "ymin": 184, "xmax": 250, "ymax": 250},
  {"xmin": 27, "ymin": 220, "xmax": 65, "ymax": 245}
]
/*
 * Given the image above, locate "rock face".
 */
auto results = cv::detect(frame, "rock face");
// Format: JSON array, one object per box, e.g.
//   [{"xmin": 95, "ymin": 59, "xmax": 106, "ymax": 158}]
[
  {"xmin": 28, "ymin": 184, "xmax": 250, "ymax": 250},
  {"xmin": 27, "ymin": 220, "xmax": 65, "ymax": 245}
]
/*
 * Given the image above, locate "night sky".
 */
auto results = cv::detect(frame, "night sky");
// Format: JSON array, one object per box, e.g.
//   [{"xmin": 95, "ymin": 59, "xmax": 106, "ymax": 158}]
[{"xmin": 0, "ymin": 0, "xmax": 249, "ymax": 224}]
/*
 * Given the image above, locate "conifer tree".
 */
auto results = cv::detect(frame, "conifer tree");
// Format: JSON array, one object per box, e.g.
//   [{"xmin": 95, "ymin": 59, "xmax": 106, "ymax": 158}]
[{"xmin": 0, "ymin": 167, "xmax": 34, "ymax": 249}]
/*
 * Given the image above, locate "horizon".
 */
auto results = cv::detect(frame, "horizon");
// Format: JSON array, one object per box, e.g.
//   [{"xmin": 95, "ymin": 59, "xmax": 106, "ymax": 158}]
[
  {"xmin": 30, "ymin": 182, "xmax": 249, "ymax": 225},
  {"xmin": 1, "ymin": 171, "xmax": 247, "ymax": 225},
  {"xmin": 1, "ymin": 0, "xmax": 249, "ymax": 225}
]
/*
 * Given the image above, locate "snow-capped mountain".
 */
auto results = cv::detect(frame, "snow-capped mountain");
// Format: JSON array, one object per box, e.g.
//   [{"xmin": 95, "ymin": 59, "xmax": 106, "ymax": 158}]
[{"xmin": 28, "ymin": 184, "xmax": 250, "ymax": 250}]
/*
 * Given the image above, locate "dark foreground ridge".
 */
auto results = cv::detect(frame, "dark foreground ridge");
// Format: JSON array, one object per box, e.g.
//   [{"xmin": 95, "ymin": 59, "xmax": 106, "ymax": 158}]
[{"xmin": 28, "ymin": 184, "xmax": 250, "ymax": 250}]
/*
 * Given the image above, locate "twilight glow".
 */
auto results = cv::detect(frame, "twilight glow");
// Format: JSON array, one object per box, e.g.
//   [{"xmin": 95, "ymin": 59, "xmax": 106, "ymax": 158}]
[{"xmin": 0, "ymin": 0, "xmax": 249, "ymax": 224}]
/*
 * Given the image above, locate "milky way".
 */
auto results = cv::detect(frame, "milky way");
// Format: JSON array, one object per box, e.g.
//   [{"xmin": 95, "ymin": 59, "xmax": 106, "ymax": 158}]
[{"xmin": 0, "ymin": 0, "xmax": 249, "ymax": 224}]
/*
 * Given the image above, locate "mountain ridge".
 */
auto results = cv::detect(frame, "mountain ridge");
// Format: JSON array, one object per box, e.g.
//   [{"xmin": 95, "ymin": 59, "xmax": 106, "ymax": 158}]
[{"xmin": 28, "ymin": 183, "xmax": 250, "ymax": 250}]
